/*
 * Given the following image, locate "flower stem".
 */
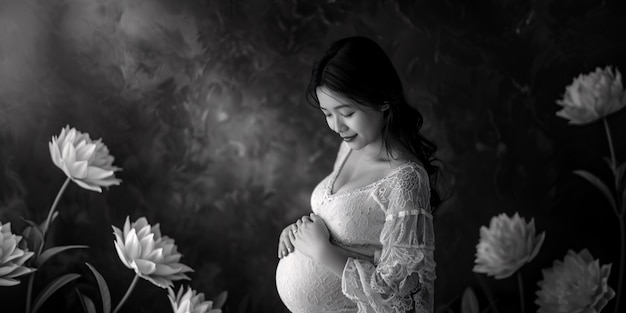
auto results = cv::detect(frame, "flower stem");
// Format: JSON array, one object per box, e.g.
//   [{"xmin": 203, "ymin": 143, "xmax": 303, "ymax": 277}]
[
  {"xmin": 25, "ymin": 177, "xmax": 71, "ymax": 313},
  {"xmin": 42, "ymin": 177, "xmax": 71, "ymax": 244},
  {"xmin": 604, "ymin": 118, "xmax": 624, "ymax": 313},
  {"xmin": 603, "ymin": 118, "xmax": 617, "ymax": 187},
  {"xmin": 25, "ymin": 272, "xmax": 35, "ymax": 313},
  {"xmin": 615, "ymin": 214, "xmax": 625, "ymax": 313},
  {"xmin": 476, "ymin": 274, "xmax": 501, "ymax": 313},
  {"xmin": 517, "ymin": 271, "xmax": 525, "ymax": 313},
  {"xmin": 112, "ymin": 274, "xmax": 140, "ymax": 313}
]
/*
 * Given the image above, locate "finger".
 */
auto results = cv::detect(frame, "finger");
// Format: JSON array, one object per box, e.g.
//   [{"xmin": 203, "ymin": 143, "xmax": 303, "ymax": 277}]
[
  {"xmin": 282, "ymin": 233, "xmax": 294, "ymax": 253},
  {"xmin": 285, "ymin": 234, "xmax": 295, "ymax": 252},
  {"xmin": 282, "ymin": 226, "xmax": 293, "ymax": 237},
  {"xmin": 288, "ymin": 229, "xmax": 296, "ymax": 245},
  {"xmin": 309, "ymin": 213, "xmax": 319, "ymax": 222},
  {"xmin": 279, "ymin": 237, "xmax": 289, "ymax": 249},
  {"xmin": 297, "ymin": 220, "xmax": 306, "ymax": 229},
  {"xmin": 278, "ymin": 242, "xmax": 286, "ymax": 258},
  {"xmin": 301, "ymin": 216, "xmax": 312, "ymax": 223}
]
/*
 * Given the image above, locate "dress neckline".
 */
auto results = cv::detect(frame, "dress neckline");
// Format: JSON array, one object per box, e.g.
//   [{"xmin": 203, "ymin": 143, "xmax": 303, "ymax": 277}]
[{"xmin": 328, "ymin": 146, "xmax": 422, "ymax": 197}]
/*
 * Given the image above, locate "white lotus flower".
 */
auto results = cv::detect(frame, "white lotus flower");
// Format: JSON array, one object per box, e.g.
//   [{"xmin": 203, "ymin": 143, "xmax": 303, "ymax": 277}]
[
  {"xmin": 168, "ymin": 286, "xmax": 222, "ymax": 313},
  {"xmin": 536, "ymin": 249, "xmax": 614, "ymax": 313},
  {"xmin": 473, "ymin": 212, "xmax": 545, "ymax": 279},
  {"xmin": 556, "ymin": 66, "xmax": 626, "ymax": 125},
  {"xmin": 0, "ymin": 222, "xmax": 35, "ymax": 286},
  {"xmin": 49, "ymin": 125, "xmax": 121, "ymax": 192},
  {"xmin": 112, "ymin": 216, "xmax": 193, "ymax": 288}
]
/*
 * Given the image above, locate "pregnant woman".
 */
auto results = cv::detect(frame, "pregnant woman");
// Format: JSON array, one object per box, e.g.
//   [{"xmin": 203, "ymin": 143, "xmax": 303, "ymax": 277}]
[{"xmin": 275, "ymin": 36, "xmax": 442, "ymax": 313}]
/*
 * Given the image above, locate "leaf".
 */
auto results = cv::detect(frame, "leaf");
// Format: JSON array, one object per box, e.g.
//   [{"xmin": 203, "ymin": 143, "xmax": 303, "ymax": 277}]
[
  {"xmin": 75, "ymin": 289, "xmax": 97, "ymax": 313},
  {"xmin": 36, "ymin": 245, "xmax": 89, "ymax": 267},
  {"xmin": 85, "ymin": 262, "xmax": 111, "ymax": 313},
  {"xmin": 21, "ymin": 218, "xmax": 43, "ymax": 237},
  {"xmin": 20, "ymin": 218, "xmax": 44, "ymax": 253},
  {"xmin": 213, "ymin": 290, "xmax": 228, "ymax": 309},
  {"xmin": 573, "ymin": 170, "xmax": 618, "ymax": 212},
  {"xmin": 32, "ymin": 273, "xmax": 81, "ymax": 313},
  {"xmin": 461, "ymin": 287, "xmax": 480, "ymax": 313}
]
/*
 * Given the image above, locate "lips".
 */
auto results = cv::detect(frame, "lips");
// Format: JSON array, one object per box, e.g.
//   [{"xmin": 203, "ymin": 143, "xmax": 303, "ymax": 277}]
[{"xmin": 341, "ymin": 135, "xmax": 357, "ymax": 142}]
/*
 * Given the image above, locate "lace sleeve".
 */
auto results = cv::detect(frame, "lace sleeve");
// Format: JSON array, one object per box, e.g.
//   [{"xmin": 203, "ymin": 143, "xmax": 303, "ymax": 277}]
[{"xmin": 341, "ymin": 164, "xmax": 436, "ymax": 313}]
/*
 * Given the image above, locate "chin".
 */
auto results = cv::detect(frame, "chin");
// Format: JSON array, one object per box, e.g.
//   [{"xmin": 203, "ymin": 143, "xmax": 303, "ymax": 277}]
[{"xmin": 345, "ymin": 140, "xmax": 365, "ymax": 150}]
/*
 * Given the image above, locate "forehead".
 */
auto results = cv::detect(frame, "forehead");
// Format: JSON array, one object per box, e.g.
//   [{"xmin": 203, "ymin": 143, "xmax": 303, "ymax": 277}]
[{"xmin": 316, "ymin": 86, "xmax": 354, "ymax": 110}]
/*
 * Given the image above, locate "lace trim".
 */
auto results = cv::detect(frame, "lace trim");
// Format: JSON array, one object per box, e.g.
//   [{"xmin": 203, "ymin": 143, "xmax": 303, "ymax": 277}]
[
  {"xmin": 385, "ymin": 208, "xmax": 432, "ymax": 221},
  {"xmin": 372, "ymin": 165, "xmax": 429, "ymax": 211},
  {"xmin": 342, "ymin": 248, "xmax": 435, "ymax": 313}
]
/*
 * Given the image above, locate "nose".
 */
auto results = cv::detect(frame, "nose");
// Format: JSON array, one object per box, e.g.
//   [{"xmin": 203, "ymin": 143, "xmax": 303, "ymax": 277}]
[{"xmin": 329, "ymin": 115, "xmax": 348, "ymax": 134}]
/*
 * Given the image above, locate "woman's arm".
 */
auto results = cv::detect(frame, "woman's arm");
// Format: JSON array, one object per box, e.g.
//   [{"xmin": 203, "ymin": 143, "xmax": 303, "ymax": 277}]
[
  {"xmin": 340, "ymin": 165, "xmax": 436, "ymax": 313},
  {"xmin": 314, "ymin": 240, "xmax": 352, "ymax": 277}
]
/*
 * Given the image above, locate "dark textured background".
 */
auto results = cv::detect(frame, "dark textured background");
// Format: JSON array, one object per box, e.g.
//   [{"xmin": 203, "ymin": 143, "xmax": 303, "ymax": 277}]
[{"xmin": 1, "ymin": 0, "xmax": 625, "ymax": 312}]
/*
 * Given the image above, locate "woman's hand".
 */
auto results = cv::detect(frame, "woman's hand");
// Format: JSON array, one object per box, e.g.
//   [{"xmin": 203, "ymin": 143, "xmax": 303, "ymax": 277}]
[
  {"xmin": 292, "ymin": 213, "xmax": 331, "ymax": 260},
  {"xmin": 277, "ymin": 215, "xmax": 313, "ymax": 259}
]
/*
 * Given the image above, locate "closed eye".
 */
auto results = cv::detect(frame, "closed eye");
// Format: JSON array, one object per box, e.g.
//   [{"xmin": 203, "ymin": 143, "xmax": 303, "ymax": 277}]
[{"xmin": 322, "ymin": 111, "xmax": 354, "ymax": 118}]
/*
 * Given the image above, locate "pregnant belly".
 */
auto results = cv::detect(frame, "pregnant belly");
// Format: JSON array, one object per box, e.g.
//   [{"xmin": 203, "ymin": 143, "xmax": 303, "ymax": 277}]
[{"xmin": 275, "ymin": 250, "xmax": 356, "ymax": 313}]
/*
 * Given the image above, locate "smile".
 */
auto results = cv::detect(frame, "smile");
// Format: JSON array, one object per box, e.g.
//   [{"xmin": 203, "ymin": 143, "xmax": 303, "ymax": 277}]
[{"xmin": 342, "ymin": 135, "xmax": 357, "ymax": 142}]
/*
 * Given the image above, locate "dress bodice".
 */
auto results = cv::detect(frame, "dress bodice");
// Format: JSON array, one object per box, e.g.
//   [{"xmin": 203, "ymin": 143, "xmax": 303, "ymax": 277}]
[
  {"xmin": 310, "ymin": 147, "xmax": 419, "ymax": 258},
  {"xmin": 276, "ymin": 142, "xmax": 436, "ymax": 313}
]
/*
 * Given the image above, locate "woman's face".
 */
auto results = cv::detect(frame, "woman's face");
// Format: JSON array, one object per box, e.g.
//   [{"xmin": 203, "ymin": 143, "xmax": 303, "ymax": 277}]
[{"xmin": 316, "ymin": 86, "xmax": 385, "ymax": 151}]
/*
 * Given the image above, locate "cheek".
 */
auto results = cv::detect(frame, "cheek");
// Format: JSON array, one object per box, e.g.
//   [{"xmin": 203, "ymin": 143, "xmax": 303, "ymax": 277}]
[
  {"xmin": 342, "ymin": 119, "xmax": 359, "ymax": 133},
  {"xmin": 325, "ymin": 118, "xmax": 334, "ymax": 129},
  {"xmin": 358, "ymin": 115, "xmax": 383, "ymax": 136},
  {"xmin": 371, "ymin": 114, "xmax": 385, "ymax": 132}
]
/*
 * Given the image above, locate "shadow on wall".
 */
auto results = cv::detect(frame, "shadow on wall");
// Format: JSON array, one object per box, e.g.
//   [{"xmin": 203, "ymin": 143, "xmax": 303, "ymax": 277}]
[{"xmin": 0, "ymin": 0, "xmax": 625, "ymax": 312}]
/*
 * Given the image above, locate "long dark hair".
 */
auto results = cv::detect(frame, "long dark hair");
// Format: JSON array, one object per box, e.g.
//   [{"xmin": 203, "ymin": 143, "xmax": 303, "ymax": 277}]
[{"xmin": 306, "ymin": 36, "xmax": 443, "ymax": 210}]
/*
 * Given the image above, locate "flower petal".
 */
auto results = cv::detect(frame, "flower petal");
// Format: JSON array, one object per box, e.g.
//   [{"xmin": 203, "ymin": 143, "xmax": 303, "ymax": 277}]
[
  {"xmin": 473, "ymin": 212, "xmax": 543, "ymax": 279},
  {"xmin": 0, "ymin": 277, "xmax": 21, "ymax": 286},
  {"xmin": 85, "ymin": 166, "xmax": 116, "ymax": 181},
  {"xmin": 72, "ymin": 178, "xmax": 103, "ymax": 193},
  {"xmin": 556, "ymin": 66, "xmax": 626, "ymax": 125},
  {"xmin": 110, "ymin": 216, "xmax": 192, "ymax": 289},
  {"xmin": 133, "ymin": 259, "xmax": 156, "ymax": 275}
]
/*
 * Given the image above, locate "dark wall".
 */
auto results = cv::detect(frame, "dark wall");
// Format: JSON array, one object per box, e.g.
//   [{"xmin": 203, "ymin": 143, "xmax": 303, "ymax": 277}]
[{"xmin": 0, "ymin": 0, "xmax": 625, "ymax": 312}]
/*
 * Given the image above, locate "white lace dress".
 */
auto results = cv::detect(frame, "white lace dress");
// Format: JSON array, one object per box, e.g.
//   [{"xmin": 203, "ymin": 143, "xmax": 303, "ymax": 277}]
[{"xmin": 276, "ymin": 142, "xmax": 436, "ymax": 313}]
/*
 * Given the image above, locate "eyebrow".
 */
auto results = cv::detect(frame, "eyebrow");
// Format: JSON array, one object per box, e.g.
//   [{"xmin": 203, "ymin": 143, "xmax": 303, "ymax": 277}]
[{"xmin": 320, "ymin": 104, "xmax": 352, "ymax": 111}]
